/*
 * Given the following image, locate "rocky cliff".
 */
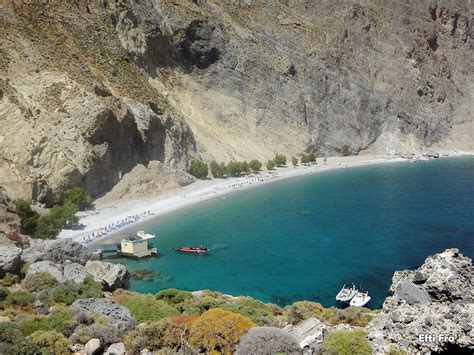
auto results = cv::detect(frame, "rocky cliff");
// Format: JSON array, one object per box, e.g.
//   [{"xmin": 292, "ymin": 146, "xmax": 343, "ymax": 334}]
[{"xmin": 1, "ymin": 0, "xmax": 472, "ymax": 204}]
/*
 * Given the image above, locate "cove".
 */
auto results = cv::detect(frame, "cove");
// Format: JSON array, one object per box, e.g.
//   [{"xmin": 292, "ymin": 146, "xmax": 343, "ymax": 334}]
[{"xmin": 114, "ymin": 157, "xmax": 474, "ymax": 308}]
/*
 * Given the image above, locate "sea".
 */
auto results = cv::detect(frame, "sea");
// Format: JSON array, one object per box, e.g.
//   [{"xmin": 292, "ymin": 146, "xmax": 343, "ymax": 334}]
[{"xmin": 113, "ymin": 157, "xmax": 474, "ymax": 309}]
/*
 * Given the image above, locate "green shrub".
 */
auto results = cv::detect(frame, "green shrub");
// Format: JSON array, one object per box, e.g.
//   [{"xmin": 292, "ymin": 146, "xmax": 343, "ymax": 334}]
[
  {"xmin": 292, "ymin": 156, "xmax": 298, "ymax": 166},
  {"xmin": 19, "ymin": 309, "xmax": 77, "ymax": 336},
  {"xmin": 0, "ymin": 273, "xmax": 20, "ymax": 287},
  {"xmin": 227, "ymin": 161, "xmax": 245, "ymax": 177},
  {"xmin": 35, "ymin": 202, "xmax": 79, "ymax": 239},
  {"xmin": 178, "ymin": 296, "xmax": 223, "ymax": 316},
  {"xmin": 301, "ymin": 153, "xmax": 316, "ymax": 164},
  {"xmin": 40, "ymin": 277, "xmax": 103, "ymax": 306},
  {"xmin": 220, "ymin": 297, "xmax": 277, "ymax": 325},
  {"xmin": 124, "ymin": 319, "xmax": 171, "ymax": 352},
  {"xmin": 0, "ymin": 285, "xmax": 10, "ymax": 302},
  {"xmin": 210, "ymin": 160, "xmax": 227, "ymax": 178},
  {"xmin": 0, "ymin": 322, "xmax": 41, "ymax": 355},
  {"xmin": 285, "ymin": 301, "xmax": 324, "ymax": 325},
  {"xmin": 64, "ymin": 186, "xmax": 93, "ymax": 210},
  {"xmin": 15, "ymin": 198, "xmax": 39, "ymax": 235},
  {"xmin": 322, "ymin": 329, "xmax": 371, "ymax": 355},
  {"xmin": 22, "ymin": 272, "xmax": 59, "ymax": 292},
  {"xmin": 248, "ymin": 159, "xmax": 262, "ymax": 172},
  {"xmin": 323, "ymin": 307, "xmax": 375, "ymax": 327},
  {"xmin": 266, "ymin": 160, "xmax": 276, "ymax": 170},
  {"xmin": 30, "ymin": 330, "xmax": 70, "ymax": 354},
  {"xmin": 274, "ymin": 154, "xmax": 287, "ymax": 167},
  {"xmin": 188, "ymin": 160, "xmax": 208, "ymax": 179},
  {"xmin": 71, "ymin": 323, "xmax": 121, "ymax": 345},
  {"xmin": 121, "ymin": 295, "xmax": 179, "ymax": 322},
  {"xmin": 387, "ymin": 345, "xmax": 408, "ymax": 355},
  {"xmin": 4, "ymin": 290, "xmax": 35, "ymax": 307},
  {"xmin": 156, "ymin": 288, "xmax": 193, "ymax": 305}
]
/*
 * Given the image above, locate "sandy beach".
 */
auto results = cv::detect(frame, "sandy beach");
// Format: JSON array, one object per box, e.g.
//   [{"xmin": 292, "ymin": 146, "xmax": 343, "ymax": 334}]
[{"xmin": 57, "ymin": 153, "xmax": 467, "ymax": 247}]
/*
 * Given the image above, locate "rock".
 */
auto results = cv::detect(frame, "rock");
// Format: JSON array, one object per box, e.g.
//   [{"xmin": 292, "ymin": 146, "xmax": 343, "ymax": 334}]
[
  {"xmin": 63, "ymin": 262, "xmax": 90, "ymax": 284},
  {"xmin": 104, "ymin": 342, "xmax": 126, "ymax": 355},
  {"xmin": 0, "ymin": 245, "xmax": 22, "ymax": 277},
  {"xmin": 140, "ymin": 350, "xmax": 152, "ymax": 355},
  {"xmin": 0, "ymin": 316, "xmax": 11, "ymax": 323},
  {"xmin": 394, "ymin": 281, "xmax": 431, "ymax": 305},
  {"xmin": 26, "ymin": 261, "xmax": 64, "ymax": 282},
  {"xmin": 70, "ymin": 298, "xmax": 136, "ymax": 332},
  {"xmin": 22, "ymin": 239, "xmax": 91, "ymax": 265},
  {"xmin": 283, "ymin": 317, "xmax": 328, "ymax": 350},
  {"xmin": 85, "ymin": 261, "xmax": 130, "ymax": 291},
  {"xmin": 368, "ymin": 248, "xmax": 474, "ymax": 354},
  {"xmin": 85, "ymin": 338, "xmax": 101, "ymax": 355}
]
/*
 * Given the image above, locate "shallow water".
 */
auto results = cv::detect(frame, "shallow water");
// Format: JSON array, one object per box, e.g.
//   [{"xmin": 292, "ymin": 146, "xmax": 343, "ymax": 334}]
[{"xmin": 114, "ymin": 157, "xmax": 474, "ymax": 308}]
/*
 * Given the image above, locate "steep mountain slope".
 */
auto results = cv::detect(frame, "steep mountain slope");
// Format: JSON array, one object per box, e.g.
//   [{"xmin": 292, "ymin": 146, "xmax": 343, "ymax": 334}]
[{"xmin": 0, "ymin": 0, "xmax": 472, "ymax": 204}]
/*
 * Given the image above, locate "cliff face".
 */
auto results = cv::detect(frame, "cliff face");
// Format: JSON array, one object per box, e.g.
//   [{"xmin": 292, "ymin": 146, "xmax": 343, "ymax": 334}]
[{"xmin": 0, "ymin": 0, "xmax": 472, "ymax": 203}]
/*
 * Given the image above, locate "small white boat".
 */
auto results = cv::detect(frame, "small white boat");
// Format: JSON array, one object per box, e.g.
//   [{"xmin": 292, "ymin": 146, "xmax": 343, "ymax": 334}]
[
  {"xmin": 349, "ymin": 291, "xmax": 371, "ymax": 307},
  {"xmin": 336, "ymin": 284, "xmax": 358, "ymax": 302}
]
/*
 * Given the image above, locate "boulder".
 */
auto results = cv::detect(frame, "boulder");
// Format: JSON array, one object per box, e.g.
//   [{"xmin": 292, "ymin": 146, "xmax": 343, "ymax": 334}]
[
  {"xmin": 85, "ymin": 338, "xmax": 101, "ymax": 355},
  {"xmin": 22, "ymin": 239, "xmax": 91, "ymax": 265},
  {"xmin": 63, "ymin": 262, "xmax": 89, "ymax": 284},
  {"xmin": 394, "ymin": 281, "xmax": 431, "ymax": 305},
  {"xmin": 104, "ymin": 342, "xmax": 126, "ymax": 355},
  {"xmin": 26, "ymin": 261, "xmax": 64, "ymax": 282},
  {"xmin": 283, "ymin": 317, "xmax": 327, "ymax": 350},
  {"xmin": 368, "ymin": 249, "xmax": 474, "ymax": 354},
  {"xmin": 85, "ymin": 261, "xmax": 130, "ymax": 291},
  {"xmin": 0, "ymin": 245, "xmax": 22, "ymax": 277},
  {"xmin": 70, "ymin": 298, "xmax": 136, "ymax": 332}
]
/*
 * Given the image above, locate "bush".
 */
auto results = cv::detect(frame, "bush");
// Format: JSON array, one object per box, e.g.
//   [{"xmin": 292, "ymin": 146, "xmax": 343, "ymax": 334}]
[
  {"xmin": 35, "ymin": 202, "xmax": 79, "ymax": 239},
  {"xmin": 4, "ymin": 290, "xmax": 35, "ymax": 307},
  {"xmin": 0, "ymin": 322, "xmax": 40, "ymax": 355},
  {"xmin": 15, "ymin": 198, "xmax": 39, "ymax": 235},
  {"xmin": 285, "ymin": 301, "xmax": 324, "ymax": 325},
  {"xmin": 156, "ymin": 288, "xmax": 193, "ymax": 305},
  {"xmin": 188, "ymin": 160, "xmax": 208, "ymax": 179},
  {"xmin": 71, "ymin": 323, "xmax": 121, "ymax": 345},
  {"xmin": 0, "ymin": 285, "xmax": 10, "ymax": 302},
  {"xmin": 274, "ymin": 154, "xmax": 287, "ymax": 167},
  {"xmin": 0, "ymin": 273, "xmax": 20, "ymax": 287},
  {"xmin": 387, "ymin": 345, "xmax": 408, "ymax": 355},
  {"xmin": 178, "ymin": 296, "xmax": 223, "ymax": 316},
  {"xmin": 30, "ymin": 330, "xmax": 70, "ymax": 354},
  {"xmin": 266, "ymin": 160, "xmax": 276, "ymax": 170},
  {"xmin": 236, "ymin": 326, "xmax": 300, "ymax": 355},
  {"xmin": 40, "ymin": 277, "xmax": 103, "ymax": 306},
  {"xmin": 121, "ymin": 294, "xmax": 179, "ymax": 322},
  {"xmin": 220, "ymin": 297, "xmax": 277, "ymax": 326},
  {"xmin": 248, "ymin": 159, "xmax": 262, "ymax": 172},
  {"xmin": 189, "ymin": 308, "xmax": 256, "ymax": 354},
  {"xmin": 227, "ymin": 161, "xmax": 245, "ymax": 177},
  {"xmin": 65, "ymin": 187, "xmax": 93, "ymax": 211},
  {"xmin": 22, "ymin": 272, "xmax": 59, "ymax": 292},
  {"xmin": 322, "ymin": 329, "xmax": 371, "ymax": 355},
  {"xmin": 323, "ymin": 306, "xmax": 375, "ymax": 327},
  {"xmin": 19, "ymin": 309, "xmax": 77, "ymax": 336},
  {"xmin": 301, "ymin": 153, "xmax": 316, "ymax": 164},
  {"xmin": 292, "ymin": 156, "xmax": 298, "ymax": 166}
]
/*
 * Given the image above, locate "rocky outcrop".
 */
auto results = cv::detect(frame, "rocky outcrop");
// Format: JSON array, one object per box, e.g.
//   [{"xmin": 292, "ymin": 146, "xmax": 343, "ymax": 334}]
[
  {"xmin": 85, "ymin": 261, "xmax": 130, "ymax": 291},
  {"xmin": 70, "ymin": 298, "xmax": 136, "ymax": 333},
  {"xmin": 84, "ymin": 338, "xmax": 101, "ymax": 355},
  {"xmin": 0, "ymin": 245, "xmax": 22, "ymax": 277},
  {"xmin": 104, "ymin": 342, "xmax": 126, "ymax": 355},
  {"xmin": 26, "ymin": 261, "xmax": 65, "ymax": 282},
  {"xmin": 22, "ymin": 239, "xmax": 91, "ymax": 265},
  {"xmin": 1, "ymin": 1, "xmax": 472, "ymax": 203},
  {"xmin": 368, "ymin": 248, "xmax": 474, "ymax": 353}
]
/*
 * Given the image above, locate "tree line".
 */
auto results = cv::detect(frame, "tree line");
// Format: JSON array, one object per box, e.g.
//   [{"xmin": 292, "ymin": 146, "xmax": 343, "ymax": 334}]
[{"xmin": 189, "ymin": 152, "xmax": 318, "ymax": 179}]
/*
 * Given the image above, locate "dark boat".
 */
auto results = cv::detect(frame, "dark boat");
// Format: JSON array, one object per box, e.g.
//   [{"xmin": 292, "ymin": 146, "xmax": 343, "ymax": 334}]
[{"xmin": 174, "ymin": 246, "xmax": 208, "ymax": 254}]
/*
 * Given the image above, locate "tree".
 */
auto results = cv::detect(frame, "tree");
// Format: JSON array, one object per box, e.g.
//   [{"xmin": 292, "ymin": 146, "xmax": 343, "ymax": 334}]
[
  {"xmin": 210, "ymin": 161, "xmax": 223, "ymax": 178},
  {"xmin": 248, "ymin": 159, "xmax": 262, "ymax": 173},
  {"xmin": 227, "ymin": 161, "xmax": 243, "ymax": 177},
  {"xmin": 274, "ymin": 154, "xmax": 287, "ymax": 167},
  {"xmin": 35, "ymin": 203, "xmax": 79, "ymax": 239},
  {"xmin": 266, "ymin": 160, "xmax": 276, "ymax": 170},
  {"xmin": 188, "ymin": 160, "xmax": 209, "ymax": 179},
  {"xmin": 65, "ymin": 187, "xmax": 93, "ymax": 211},
  {"xmin": 241, "ymin": 161, "xmax": 250, "ymax": 174},
  {"xmin": 322, "ymin": 329, "xmax": 371, "ymax": 355},
  {"xmin": 236, "ymin": 327, "xmax": 300, "ymax": 355},
  {"xmin": 189, "ymin": 309, "xmax": 255, "ymax": 354},
  {"xmin": 301, "ymin": 153, "xmax": 316, "ymax": 165},
  {"xmin": 292, "ymin": 157, "xmax": 298, "ymax": 166},
  {"xmin": 15, "ymin": 199, "xmax": 39, "ymax": 235}
]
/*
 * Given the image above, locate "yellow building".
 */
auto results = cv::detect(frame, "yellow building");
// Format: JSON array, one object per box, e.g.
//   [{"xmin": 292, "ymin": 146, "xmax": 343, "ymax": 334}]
[{"xmin": 119, "ymin": 231, "xmax": 157, "ymax": 258}]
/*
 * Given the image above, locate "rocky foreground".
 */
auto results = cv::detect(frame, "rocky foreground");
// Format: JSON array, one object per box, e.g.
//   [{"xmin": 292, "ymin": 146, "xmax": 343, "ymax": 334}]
[{"xmin": 0, "ymin": 239, "xmax": 472, "ymax": 354}]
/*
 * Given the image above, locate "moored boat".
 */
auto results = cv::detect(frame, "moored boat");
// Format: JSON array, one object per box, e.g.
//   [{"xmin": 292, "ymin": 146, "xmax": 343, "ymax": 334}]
[
  {"xmin": 174, "ymin": 246, "xmax": 208, "ymax": 254},
  {"xmin": 336, "ymin": 284, "xmax": 358, "ymax": 302},
  {"xmin": 349, "ymin": 291, "xmax": 371, "ymax": 307}
]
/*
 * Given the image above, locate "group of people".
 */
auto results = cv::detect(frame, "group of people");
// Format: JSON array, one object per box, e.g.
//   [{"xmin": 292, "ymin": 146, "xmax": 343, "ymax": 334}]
[{"xmin": 81, "ymin": 210, "xmax": 155, "ymax": 244}]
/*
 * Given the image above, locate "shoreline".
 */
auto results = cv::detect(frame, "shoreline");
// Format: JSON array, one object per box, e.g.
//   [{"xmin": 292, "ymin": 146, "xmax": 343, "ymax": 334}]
[{"xmin": 58, "ymin": 153, "xmax": 472, "ymax": 248}]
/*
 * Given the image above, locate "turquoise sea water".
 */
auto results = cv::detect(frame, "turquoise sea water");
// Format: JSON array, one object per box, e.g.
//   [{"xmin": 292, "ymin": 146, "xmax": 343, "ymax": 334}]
[{"xmin": 115, "ymin": 157, "xmax": 474, "ymax": 308}]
